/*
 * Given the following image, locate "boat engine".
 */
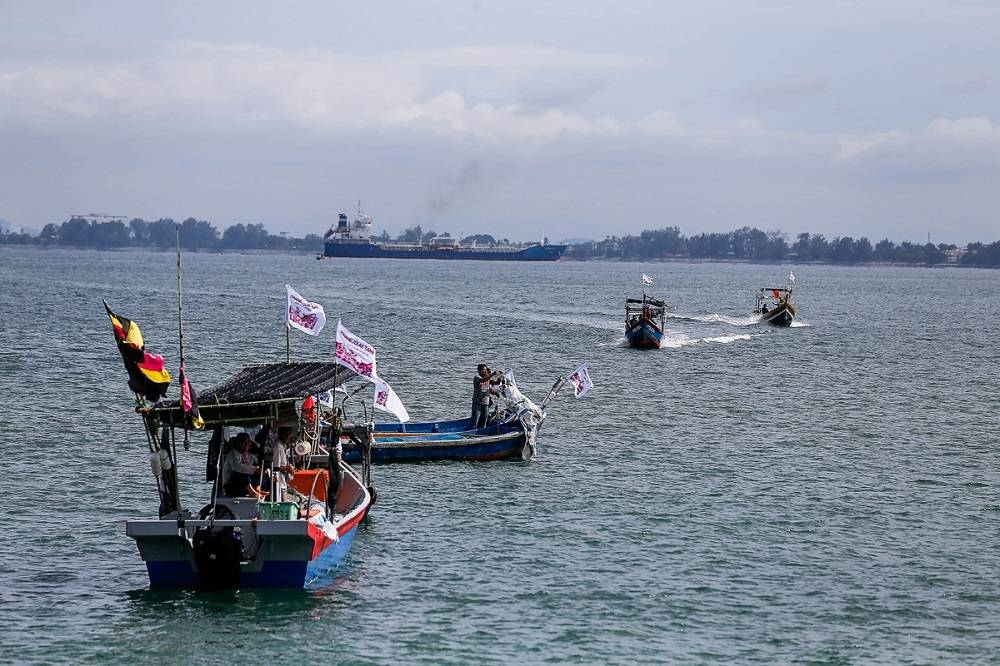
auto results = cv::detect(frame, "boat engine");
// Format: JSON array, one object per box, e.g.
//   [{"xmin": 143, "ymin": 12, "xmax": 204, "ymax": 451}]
[{"xmin": 192, "ymin": 505, "xmax": 243, "ymax": 589}]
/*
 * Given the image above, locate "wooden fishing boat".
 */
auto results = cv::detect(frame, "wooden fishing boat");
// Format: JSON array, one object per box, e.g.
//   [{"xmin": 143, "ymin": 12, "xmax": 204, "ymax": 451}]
[
  {"xmin": 625, "ymin": 295, "xmax": 667, "ymax": 349},
  {"xmin": 333, "ymin": 369, "xmax": 553, "ymax": 463},
  {"xmin": 754, "ymin": 286, "xmax": 796, "ymax": 327},
  {"xmin": 124, "ymin": 361, "xmax": 376, "ymax": 589},
  {"xmin": 341, "ymin": 420, "xmax": 531, "ymax": 463}
]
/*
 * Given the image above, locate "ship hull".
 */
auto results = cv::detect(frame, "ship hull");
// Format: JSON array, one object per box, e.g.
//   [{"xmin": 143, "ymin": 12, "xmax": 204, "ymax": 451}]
[
  {"xmin": 625, "ymin": 318, "xmax": 665, "ymax": 349},
  {"xmin": 323, "ymin": 241, "xmax": 566, "ymax": 261}
]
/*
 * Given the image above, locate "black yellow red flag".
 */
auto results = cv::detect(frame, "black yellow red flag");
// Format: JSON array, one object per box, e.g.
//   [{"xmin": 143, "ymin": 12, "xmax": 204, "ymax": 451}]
[{"xmin": 103, "ymin": 300, "xmax": 172, "ymax": 401}]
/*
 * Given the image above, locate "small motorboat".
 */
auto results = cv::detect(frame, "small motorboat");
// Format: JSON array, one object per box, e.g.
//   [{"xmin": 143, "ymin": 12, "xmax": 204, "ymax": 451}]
[
  {"xmin": 334, "ymin": 369, "xmax": 552, "ymax": 463},
  {"xmin": 124, "ymin": 361, "xmax": 376, "ymax": 589},
  {"xmin": 342, "ymin": 420, "xmax": 531, "ymax": 463},
  {"xmin": 625, "ymin": 295, "xmax": 667, "ymax": 349},
  {"xmin": 754, "ymin": 286, "xmax": 796, "ymax": 327}
]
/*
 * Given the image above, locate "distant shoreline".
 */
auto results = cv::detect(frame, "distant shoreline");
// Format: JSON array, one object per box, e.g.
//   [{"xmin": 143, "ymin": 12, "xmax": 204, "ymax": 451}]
[{"xmin": 3, "ymin": 243, "xmax": 996, "ymax": 269}]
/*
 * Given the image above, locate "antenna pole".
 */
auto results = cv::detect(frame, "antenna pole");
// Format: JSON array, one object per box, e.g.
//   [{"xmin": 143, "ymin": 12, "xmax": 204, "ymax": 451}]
[
  {"xmin": 175, "ymin": 224, "xmax": 190, "ymax": 462},
  {"xmin": 175, "ymin": 224, "xmax": 185, "ymax": 373}
]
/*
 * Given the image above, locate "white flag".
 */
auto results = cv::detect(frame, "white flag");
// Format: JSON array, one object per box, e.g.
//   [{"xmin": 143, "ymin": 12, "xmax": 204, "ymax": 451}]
[
  {"xmin": 285, "ymin": 285, "xmax": 326, "ymax": 336},
  {"xmin": 789, "ymin": 271, "xmax": 796, "ymax": 284},
  {"xmin": 335, "ymin": 320, "xmax": 410, "ymax": 420},
  {"xmin": 642, "ymin": 273, "xmax": 653, "ymax": 286},
  {"xmin": 567, "ymin": 363, "xmax": 593, "ymax": 398},
  {"xmin": 373, "ymin": 378, "xmax": 410, "ymax": 423},
  {"xmin": 335, "ymin": 320, "xmax": 377, "ymax": 381}
]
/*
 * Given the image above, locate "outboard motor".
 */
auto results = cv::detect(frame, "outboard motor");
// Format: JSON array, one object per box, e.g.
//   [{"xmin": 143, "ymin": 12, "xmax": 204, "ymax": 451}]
[
  {"xmin": 192, "ymin": 525, "xmax": 243, "ymax": 590},
  {"xmin": 192, "ymin": 504, "xmax": 243, "ymax": 589}
]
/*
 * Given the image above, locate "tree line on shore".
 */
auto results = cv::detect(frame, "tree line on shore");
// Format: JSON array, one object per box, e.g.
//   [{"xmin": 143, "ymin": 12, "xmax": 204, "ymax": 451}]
[
  {"xmin": 0, "ymin": 216, "xmax": 507, "ymax": 251},
  {"xmin": 0, "ymin": 216, "xmax": 324, "ymax": 251},
  {"xmin": 1, "ymin": 216, "xmax": 998, "ymax": 267},
  {"xmin": 566, "ymin": 226, "xmax": 1000, "ymax": 267}
]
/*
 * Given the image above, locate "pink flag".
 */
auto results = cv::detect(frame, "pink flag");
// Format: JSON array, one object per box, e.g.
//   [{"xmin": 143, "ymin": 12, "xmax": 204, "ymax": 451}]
[{"xmin": 178, "ymin": 364, "xmax": 204, "ymax": 429}]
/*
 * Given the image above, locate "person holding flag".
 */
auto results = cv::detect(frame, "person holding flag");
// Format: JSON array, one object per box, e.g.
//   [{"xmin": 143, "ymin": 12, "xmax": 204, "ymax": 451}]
[{"xmin": 471, "ymin": 363, "xmax": 499, "ymax": 428}]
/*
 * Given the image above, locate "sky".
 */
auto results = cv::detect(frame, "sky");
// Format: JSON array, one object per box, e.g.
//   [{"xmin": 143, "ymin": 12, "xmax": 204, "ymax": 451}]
[{"xmin": 1, "ymin": 1, "xmax": 998, "ymax": 244}]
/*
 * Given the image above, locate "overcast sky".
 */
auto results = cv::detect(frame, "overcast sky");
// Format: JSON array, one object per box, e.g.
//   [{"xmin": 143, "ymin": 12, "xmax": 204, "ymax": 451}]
[{"xmin": 1, "ymin": 1, "xmax": 998, "ymax": 243}]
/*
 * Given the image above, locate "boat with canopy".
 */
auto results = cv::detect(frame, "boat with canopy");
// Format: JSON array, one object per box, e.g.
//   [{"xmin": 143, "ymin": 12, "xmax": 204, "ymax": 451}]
[
  {"xmin": 754, "ymin": 285, "xmax": 796, "ymax": 327},
  {"xmin": 625, "ymin": 295, "xmax": 668, "ymax": 349},
  {"xmin": 125, "ymin": 361, "xmax": 376, "ymax": 589}
]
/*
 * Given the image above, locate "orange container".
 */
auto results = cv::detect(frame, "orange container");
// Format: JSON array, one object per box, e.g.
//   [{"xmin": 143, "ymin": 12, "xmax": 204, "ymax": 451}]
[{"xmin": 290, "ymin": 470, "xmax": 329, "ymax": 502}]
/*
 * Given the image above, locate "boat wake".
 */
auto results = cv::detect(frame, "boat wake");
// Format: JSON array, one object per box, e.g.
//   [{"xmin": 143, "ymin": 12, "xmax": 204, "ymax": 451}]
[
  {"xmin": 603, "ymin": 332, "xmax": 757, "ymax": 348},
  {"xmin": 662, "ymin": 332, "xmax": 755, "ymax": 347},
  {"xmin": 670, "ymin": 313, "xmax": 759, "ymax": 327}
]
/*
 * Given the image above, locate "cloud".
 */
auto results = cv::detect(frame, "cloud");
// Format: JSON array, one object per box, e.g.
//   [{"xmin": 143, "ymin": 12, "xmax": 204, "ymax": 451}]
[
  {"xmin": 1, "ymin": 40, "xmax": 999, "ymax": 243},
  {"xmin": 0, "ymin": 42, "xmax": 645, "ymax": 140},
  {"xmin": 941, "ymin": 73, "xmax": 993, "ymax": 95},
  {"xmin": 740, "ymin": 78, "xmax": 829, "ymax": 105},
  {"xmin": 837, "ymin": 117, "xmax": 1000, "ymax": 179}
]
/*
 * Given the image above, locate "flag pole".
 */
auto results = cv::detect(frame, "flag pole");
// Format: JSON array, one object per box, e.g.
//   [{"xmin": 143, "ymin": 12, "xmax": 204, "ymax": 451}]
[
  {"xmin": 175, "ymin": 225, "xmax": 186, "ymax": 373},
  {"xmin": 284, "ymin": 285, "xmax": 291, "ymax": 363},
  {"xmin": 175, "ymin": 224, "xmax": 190, "ymax": 453}
]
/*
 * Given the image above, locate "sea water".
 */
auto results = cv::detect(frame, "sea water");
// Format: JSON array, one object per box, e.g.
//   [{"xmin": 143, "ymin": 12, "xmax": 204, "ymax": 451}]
[{"xmin": 1, "ymin": 246, "xmax": 998, "ymax": 663}]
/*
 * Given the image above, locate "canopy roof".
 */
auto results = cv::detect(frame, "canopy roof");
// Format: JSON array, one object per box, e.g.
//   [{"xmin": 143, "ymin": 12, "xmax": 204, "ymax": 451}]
[
  {"xmin": 150, "ymin": 361, "xmax": 356, "ymax": 426},
  {"xmin": 626, "ymin": 297, "xmax": 666, "ymax": 307},
  {"xmin": 759, "ymin": 287, "xmax": 792, "ymax": 293}
]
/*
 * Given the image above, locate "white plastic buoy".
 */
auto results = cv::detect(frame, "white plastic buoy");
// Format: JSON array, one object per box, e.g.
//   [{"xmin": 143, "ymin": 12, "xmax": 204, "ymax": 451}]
[
  {"xmin": 158, "ymin": 448, "xmax": 172, "ymax": 471},
  {"xmin": 150, "ymin": 451, "xmax": 162, "ymax": 477}
]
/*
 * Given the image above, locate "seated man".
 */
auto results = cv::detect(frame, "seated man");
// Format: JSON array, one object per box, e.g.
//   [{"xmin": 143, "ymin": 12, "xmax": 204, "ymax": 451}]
[{"xmin": 221, "ymin": 432, "xmax": 266, "ymax": 498}]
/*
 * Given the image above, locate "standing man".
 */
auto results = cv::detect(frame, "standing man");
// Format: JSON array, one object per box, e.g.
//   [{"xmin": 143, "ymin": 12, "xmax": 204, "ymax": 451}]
[
  {"xmin": 472, "ymin": 364, "xmax": 492, "ymax": 428},
  {"xmin": 269, "ymin": 426, "xmax": 296, "ymax": 501}
]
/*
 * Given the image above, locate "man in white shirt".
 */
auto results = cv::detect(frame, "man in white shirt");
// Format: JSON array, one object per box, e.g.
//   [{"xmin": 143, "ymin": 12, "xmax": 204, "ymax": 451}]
[
  {"xmin": 222, "ymin": 432, "xmax": 264, "ymax": 498},
  {"xmin": 268, "ymin": 427, "xmax": 297, "ymax": 501}
]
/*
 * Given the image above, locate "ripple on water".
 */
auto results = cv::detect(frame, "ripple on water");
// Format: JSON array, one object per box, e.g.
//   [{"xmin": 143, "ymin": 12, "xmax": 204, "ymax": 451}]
[{"xmin": 1, "ymin": 249, "xmax": 1000, "ymax": 663}]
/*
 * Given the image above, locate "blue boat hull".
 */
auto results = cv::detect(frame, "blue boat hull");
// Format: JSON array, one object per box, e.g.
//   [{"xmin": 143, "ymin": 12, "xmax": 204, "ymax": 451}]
[
  {"xmin": 323, "ymin": 241, "xmax": 566, "ymax": 261},
  {"xmin": 129, "ymin": 465, "xmax": 372, "ymax": 590},
  {"xmin": 625, "ymin": 318, "xmax": 664, "ymax": 349},
  {"xmin": 343, "ymin": 421, "xmax": 528, "ymax": 463},
  {"xmin": 373, "ymin": 417, "xmax": 474, "ymax": 434},
  {"xmin": 143, "ymin": 523, "xmax": 359, "ymax": 589}
]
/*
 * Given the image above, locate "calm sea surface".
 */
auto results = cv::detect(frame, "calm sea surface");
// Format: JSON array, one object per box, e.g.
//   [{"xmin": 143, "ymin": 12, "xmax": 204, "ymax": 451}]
[{"xmin": 1, "ymin": 246, "xmax": 998, "ymax": 664}]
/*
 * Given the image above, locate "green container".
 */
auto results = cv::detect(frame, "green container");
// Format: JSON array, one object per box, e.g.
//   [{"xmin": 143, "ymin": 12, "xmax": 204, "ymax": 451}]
[{"xmin": 257, "ymin": 501, "xmax": 298, "ymax": 520}]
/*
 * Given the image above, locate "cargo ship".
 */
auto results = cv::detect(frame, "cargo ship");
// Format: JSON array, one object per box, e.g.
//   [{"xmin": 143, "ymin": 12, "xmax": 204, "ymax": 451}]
[{"xmin": 321, "ymin": 208, "xmax": 566, "ymax": 261}]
